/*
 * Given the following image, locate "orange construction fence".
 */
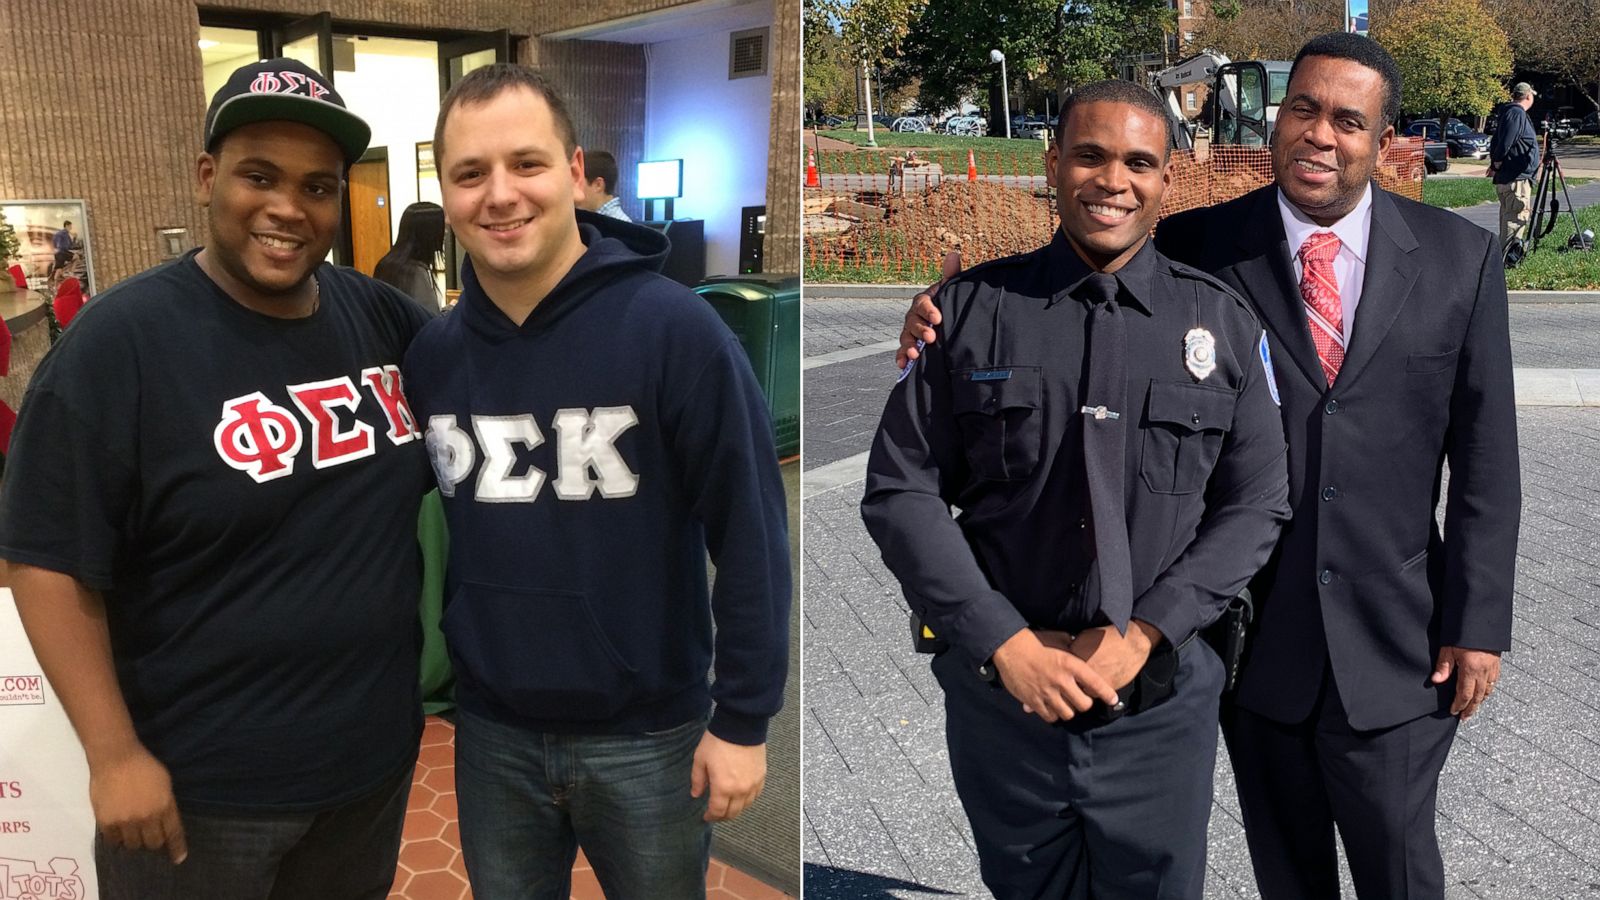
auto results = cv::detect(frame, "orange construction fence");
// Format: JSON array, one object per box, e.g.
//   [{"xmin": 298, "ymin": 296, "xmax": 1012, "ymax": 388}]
[{"xmin": 803, "ymin": 138, "xmax": 1427, "ymax": 283}]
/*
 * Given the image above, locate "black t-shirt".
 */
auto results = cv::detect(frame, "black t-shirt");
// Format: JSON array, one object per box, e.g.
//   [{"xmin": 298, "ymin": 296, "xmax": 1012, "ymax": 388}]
[{"xmin": 0, "ymin": 251, "xmax": 434, "ymax": 813}]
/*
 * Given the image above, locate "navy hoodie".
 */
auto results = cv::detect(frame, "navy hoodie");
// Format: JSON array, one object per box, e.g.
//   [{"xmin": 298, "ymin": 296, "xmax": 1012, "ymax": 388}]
[{"xmin": 402, "ymin": 212, "xmax": 790, "ymax": 745}]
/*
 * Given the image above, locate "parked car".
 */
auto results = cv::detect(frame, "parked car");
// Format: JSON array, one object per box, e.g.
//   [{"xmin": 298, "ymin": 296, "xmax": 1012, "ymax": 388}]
[
  {"xmin": 1441, "ymin": 120, "xmax": 1490, "ymax": 158},
  {"xmin": 1402, "ymin": 119, "xmax": 1450, "ymax": 173},
  {"xmin": 809, "ymin": 113, "xmax": 846, "ymax": 129},
  {"xmin": 1581, "ymin": 112, "xmax": 1600, "ymax": 136},
  {"xmin": 890, "ymin": 116, "xmax": 930, "ymax": 133}
]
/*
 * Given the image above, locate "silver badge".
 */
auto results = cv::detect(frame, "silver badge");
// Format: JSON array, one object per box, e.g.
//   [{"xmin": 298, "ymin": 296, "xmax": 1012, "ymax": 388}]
[{"xmin": 1184, "ymin": 328, "xmax": 1217, "ymax": 381}]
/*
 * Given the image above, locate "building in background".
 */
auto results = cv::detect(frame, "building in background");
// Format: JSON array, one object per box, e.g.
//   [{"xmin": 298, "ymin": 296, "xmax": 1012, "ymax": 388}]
[
  {"xmin": 1116, "ymin": 0, "xmax": 1210, "ymax": 118},
  {"xmin": 0, "ymin": 0, "xmax": 800, "ymax": 293}
]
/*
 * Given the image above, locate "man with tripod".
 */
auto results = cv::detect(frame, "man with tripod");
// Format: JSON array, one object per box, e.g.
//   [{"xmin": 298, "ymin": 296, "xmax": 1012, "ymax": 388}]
[{"xmin": 1489, "ymin": 82, "xmax": 1540, "ymax": 252}]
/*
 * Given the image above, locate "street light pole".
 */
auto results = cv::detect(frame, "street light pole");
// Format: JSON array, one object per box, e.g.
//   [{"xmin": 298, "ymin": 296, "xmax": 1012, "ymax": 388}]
[
  {"xmin": 991, "ymin": 49, "xmax": 1010, "ymax": 138},
  {"xmin": 862, "ymin": 56, "xmax": 878, "ymax": 147}
]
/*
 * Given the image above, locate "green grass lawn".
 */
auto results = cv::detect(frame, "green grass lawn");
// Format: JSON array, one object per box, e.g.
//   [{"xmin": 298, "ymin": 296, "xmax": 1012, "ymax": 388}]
[
  {"xmin": 815, "ymin": 129, "xmax": 1052, "ymax": 174},
  {"xmin": 1506, "ymin": 203, "xmax": 1600, "ymax": 290},
  {"xmin": 816, "ymin": 129, "xmax": 1051, "ymax": 151},
  {"xmin": 1422, "ymin": 178, "xmax": 1501, "ymax": 208},
  {"xmin": 804, "ymin": 259, "xmax": 942, "ymax": 285},
  {"xmin": 1423, "ymin": 175, "xmax": 1592, "ymax": 208}
]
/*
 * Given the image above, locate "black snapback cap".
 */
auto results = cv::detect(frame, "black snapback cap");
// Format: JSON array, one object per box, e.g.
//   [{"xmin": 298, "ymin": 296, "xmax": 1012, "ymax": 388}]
[{"xmin": 204, "ymin": 58, "xmax": 371, "ymax": 165}]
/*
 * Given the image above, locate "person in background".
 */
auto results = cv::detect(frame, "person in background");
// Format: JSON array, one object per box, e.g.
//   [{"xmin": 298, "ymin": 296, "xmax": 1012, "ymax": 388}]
[
  {"xmin": 1488, "ymin": 82, "xmax": 1540, "ymax": 253},
  {"xmin": 374, "ymin": 201, "xmax": 446, "ymax": 313},
  {"xmin": 579, "ymin": 150, "xmax": 632, "ymax": 221},
  {"xmin": 50, "ymin": 220, "xmax": 75, "ymax": 277}
]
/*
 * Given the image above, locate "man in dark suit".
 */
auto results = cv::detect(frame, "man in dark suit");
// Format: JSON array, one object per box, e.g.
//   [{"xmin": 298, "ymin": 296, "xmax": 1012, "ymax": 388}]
[
  {"xmin": 1154, "ymin": 34, "xmax": 1519, "ymax": 898},
  {"xmin": 899, "ymin": 33, "xmax": 1520, "ymax": 899}
]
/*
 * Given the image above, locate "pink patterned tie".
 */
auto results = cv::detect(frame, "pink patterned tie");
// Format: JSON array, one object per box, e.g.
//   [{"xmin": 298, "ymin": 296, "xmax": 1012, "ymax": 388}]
[{"xmin": 1298, "ymin": 232, "xmax": 1345, "ymax": 386}]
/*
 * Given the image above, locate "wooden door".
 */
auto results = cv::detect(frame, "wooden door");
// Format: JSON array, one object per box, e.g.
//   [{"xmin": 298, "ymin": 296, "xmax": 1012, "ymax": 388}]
[{"xmin": 348, "ymin": 156, "xmax": 392, "ymax": 276}]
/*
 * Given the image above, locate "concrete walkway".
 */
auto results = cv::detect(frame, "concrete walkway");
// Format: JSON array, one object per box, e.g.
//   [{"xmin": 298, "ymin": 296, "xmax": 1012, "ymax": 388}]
[
  {"xmin": 1450, "ymin": 180, "xmax": 1600, "ymax": 234},
  {"xmin": 801, "ymin": 295, "xmax": 1600, "ymax": 899}
]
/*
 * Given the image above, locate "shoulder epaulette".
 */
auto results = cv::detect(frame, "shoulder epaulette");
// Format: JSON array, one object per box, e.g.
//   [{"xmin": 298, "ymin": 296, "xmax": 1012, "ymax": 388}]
[{"xmin": 1165, "ymin": 259, "xmax": 1260, "ymax": 323}]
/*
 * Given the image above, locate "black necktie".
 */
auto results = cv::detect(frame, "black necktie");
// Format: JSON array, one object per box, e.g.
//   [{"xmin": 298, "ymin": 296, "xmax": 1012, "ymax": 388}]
[{"xmin": 1079, "ymin": 272, "xmax": 1133, "ymax": 632}]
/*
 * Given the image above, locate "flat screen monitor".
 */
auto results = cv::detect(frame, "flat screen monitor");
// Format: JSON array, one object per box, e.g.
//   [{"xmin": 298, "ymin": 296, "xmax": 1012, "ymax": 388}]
[{"xmin": 636, "ymin": 159, "xmax": 683, "ymax": 200}]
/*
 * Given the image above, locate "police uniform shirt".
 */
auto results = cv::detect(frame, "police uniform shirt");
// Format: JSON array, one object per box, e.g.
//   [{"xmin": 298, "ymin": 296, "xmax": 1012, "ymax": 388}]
[{"xmin": 862, "ymin": 231, "xmax": 1290, "ymax": 668}]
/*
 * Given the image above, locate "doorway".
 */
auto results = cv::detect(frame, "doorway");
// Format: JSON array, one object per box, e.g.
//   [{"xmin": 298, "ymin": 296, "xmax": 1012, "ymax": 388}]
[{"xmin": 348, "ymin": 150, "xmax": 392, "ymax": 275}]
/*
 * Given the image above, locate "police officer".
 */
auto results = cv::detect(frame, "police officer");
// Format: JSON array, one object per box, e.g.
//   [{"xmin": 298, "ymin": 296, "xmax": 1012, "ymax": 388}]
[{"xmin": 860, "ymin": 80, "xmax": 1291, "ymax": 899}]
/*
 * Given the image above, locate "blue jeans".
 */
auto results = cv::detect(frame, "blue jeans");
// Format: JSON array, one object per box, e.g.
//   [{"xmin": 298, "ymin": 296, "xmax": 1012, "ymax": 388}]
[
  {"xmin": 455, "ymin": 709, "xmax": 712, "ymax": 900},
  {"xmin": 95, "ymin": 757, "xmax": 413, "ymax": 900}
]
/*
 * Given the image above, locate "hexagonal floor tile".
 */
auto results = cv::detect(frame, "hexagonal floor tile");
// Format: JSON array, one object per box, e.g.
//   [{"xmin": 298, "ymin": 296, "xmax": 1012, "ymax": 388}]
[{"xmin": 388, "ymin": 716, "xmax": 794, "ymax": 900}]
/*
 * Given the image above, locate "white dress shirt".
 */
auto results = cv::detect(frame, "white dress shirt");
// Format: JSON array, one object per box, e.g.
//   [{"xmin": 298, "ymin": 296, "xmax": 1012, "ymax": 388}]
[{"xmin": 1277, "ymin": 183, "xmax": 1373, "ymax": 345}]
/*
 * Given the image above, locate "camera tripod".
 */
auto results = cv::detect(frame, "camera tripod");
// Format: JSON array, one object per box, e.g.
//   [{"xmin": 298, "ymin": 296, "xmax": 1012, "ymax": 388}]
[{"xmin": 1509, "ymin": 133, "xmax": 1586, "ymax": 263}]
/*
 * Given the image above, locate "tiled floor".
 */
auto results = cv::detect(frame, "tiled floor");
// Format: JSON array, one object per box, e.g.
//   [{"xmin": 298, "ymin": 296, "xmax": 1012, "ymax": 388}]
[{"xmin": 388, "ymin": 717, "xmax": 792, "ymax": 900}]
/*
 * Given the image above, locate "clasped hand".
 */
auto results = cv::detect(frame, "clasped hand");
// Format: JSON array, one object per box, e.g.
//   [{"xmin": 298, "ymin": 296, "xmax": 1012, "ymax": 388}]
[{"xmin": 991, "ymin": 623, "xmax": 1159, "ymax": 722}]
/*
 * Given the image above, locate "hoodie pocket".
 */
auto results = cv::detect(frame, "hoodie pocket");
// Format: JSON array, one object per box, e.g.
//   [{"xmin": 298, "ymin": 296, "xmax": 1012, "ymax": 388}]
[{"xmin": 443, "ymin": 583, "xmax": 638, "ymax": 721}]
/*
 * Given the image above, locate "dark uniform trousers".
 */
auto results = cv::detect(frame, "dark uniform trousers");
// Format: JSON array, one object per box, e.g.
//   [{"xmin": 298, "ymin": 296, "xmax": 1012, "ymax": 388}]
[{"xmin": 935, "ymin": 642, "xmax": 1224, "ymax": 900}]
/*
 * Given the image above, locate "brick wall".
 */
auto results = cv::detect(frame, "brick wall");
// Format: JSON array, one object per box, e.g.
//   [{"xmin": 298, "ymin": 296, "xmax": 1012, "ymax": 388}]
[
  {"xmin": 763, "ymin": 0, "xmax": 799, "ymax": 274},
  {"xmin": 533, "ymin": 38, "xmax": 647, "ymax": 220}
]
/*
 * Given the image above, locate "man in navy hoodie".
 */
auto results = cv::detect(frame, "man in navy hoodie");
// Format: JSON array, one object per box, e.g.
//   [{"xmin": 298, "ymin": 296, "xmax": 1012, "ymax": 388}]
[{"xmin": 402, "ymin": 64, "xmax": 790, "ymax": 899}]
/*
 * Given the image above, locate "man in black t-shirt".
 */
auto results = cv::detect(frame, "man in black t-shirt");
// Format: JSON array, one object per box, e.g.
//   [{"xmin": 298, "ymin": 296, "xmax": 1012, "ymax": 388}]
[{"xmin": 0, "ymin": 59, "xmax": 433, "ymax": 900}]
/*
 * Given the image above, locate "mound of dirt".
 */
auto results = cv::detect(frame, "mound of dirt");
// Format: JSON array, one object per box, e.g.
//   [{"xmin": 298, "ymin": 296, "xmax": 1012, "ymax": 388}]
[{"xmin": 816, "ymin": 180, "xmax": 1058, "ymax": 269}]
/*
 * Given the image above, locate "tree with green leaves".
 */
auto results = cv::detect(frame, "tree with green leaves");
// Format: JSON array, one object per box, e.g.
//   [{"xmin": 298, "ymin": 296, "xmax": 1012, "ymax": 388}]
[
  {"xmin": 804, "ymin": 19, "xmax": 861, "ymax": 117},
  {"xmin": 1490, "ymin": 0, "xmax": 1600, "ymax": 113},
  {"xmin": 823, "ymin": 0, "xmax": 927, "ymax": 64},
  {"xmin": 1189, "ymin": 0, "xmax": 1342, "ymax": 62},
  {"xmin": 1371, "ymin": 0, "xmax": 1512, "ymax": 118},
  {"xmin": 811, "ymin": 0, "xmax": 928, "ymax": 136},
  {"xmin": 900, "ymin": 0, "xmax": 1174, "ymax": 112}
]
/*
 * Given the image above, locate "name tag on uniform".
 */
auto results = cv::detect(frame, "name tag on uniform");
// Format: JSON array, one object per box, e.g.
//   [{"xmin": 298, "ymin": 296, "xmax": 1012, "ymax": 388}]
[{"xmin": 969, "ymin": 369, "xmax": 1012, "ymax": 382}]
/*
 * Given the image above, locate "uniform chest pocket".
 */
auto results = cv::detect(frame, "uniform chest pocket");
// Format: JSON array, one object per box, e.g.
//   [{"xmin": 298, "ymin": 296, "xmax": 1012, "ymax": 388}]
[
  {"xmin": 951, "ymin": 366, "xmax": 1044, "ymax": 481},
  {"xmin": 1140, "ymin": 381, "xmax": 1237, "ymax": 495}
]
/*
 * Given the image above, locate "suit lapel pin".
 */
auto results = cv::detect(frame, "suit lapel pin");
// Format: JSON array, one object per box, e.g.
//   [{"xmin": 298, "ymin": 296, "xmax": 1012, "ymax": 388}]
[{"xmin": 1185, "ymin": 328, "xmax": 1217, "ymax": 381}]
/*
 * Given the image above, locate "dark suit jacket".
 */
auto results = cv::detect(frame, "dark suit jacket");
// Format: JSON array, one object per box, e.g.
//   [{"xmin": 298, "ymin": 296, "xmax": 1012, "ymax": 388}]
[{"xmin": 1155, "ymin": 184, "xmax": 1520, "ymax": 731}]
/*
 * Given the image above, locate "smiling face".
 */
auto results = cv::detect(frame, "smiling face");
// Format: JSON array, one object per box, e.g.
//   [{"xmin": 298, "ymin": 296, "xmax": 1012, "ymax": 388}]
[
  {"xmin": 438, "ymin": 85, "xmax": 586, "ymax": 303},
  {"xmin": 1047, "ymin": 100, "xmax": 1172, "ymax": 272},
  {"xmin": 195, "ymin": 120, "xmax": 343, "ymax": 310},
  {"xmin": 1271, "ymin": 54, "xmax": 1394, "ymax": 226}
]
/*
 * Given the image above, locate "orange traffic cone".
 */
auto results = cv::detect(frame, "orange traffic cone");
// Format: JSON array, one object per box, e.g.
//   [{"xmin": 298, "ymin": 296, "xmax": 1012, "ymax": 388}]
[
  {"xmin": 806, "ymin": 147, "xmax": 820, "ymax": 188},
  {"xmin": 967, "ymin": 148, "xmax": 978, "ymax": 182}
]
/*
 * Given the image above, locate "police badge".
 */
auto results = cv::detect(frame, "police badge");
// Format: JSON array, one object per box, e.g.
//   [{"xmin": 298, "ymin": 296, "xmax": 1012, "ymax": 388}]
[{"xmin": 1184, "ymin": 328, "xmax": 1216, "ymax": 381}]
